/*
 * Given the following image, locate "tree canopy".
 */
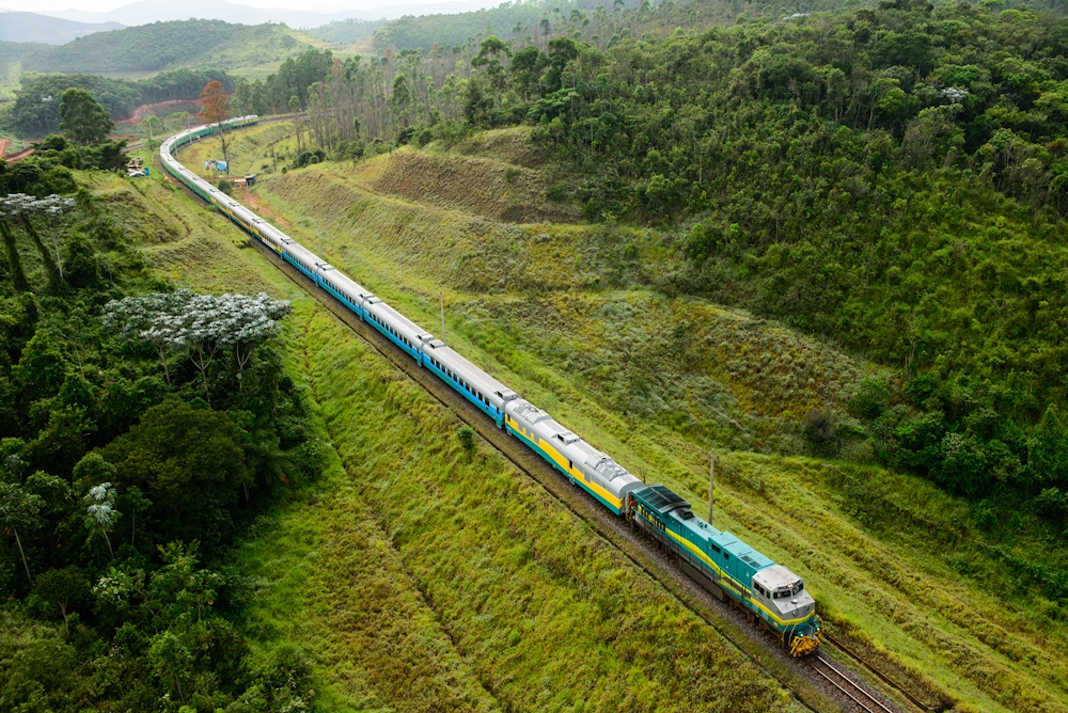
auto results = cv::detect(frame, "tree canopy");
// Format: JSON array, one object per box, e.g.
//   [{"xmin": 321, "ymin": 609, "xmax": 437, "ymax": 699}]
[{"xmin": 58, "ymin": 88, "xmax": 113, "ymax": 144}]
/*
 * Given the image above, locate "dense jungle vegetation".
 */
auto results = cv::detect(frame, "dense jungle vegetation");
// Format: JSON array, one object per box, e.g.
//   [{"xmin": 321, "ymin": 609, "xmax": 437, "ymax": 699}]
[
  {"xmin": 0, "ymin": 133, "xmax": 322, "ymax": 711},
  {"xmin": 230, "ymin": 0, "xmax": 1068, "ymax": 528}
]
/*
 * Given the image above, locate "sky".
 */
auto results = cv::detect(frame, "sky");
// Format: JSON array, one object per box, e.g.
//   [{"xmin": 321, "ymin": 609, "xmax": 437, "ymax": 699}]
[{"xmin": 0, "ymin": 0, "xmax": 463, "ymax": 12}]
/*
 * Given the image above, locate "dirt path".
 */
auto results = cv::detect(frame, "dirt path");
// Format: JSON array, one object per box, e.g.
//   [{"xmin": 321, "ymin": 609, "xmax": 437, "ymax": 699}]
[
  {"xmin": 0, "ymin": 137, "xmax": 8, "ymax": 158},
  {"xmin": 115, "ymin": 98, "xmax": 202, "ymax": 126},
  {"xmin": 4, "ymin": 147, "xmax": 33, "ymax": 162}
]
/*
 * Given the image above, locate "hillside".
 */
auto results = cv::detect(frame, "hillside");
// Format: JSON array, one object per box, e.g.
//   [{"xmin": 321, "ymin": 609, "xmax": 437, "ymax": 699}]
[
  {"xmin": 230, "ymin": 0, "xmax": 1068, "ymax": 539},
  {"xmin": 170, "ymin": 119, "xmax": 1067, "ymax": 713},
  {"xmin": 0, "ymin": 12, "xmax": 122, "ymax": 45},
  {"xmin": 7, "ymin": 70, "xmax": 234, "ymax": 136},
  {"xmin": 21, "ymin": 19, "xmax": 316, "ymax": 76},
  {"xmin": 14, "ymin": 140, "xmax": 824, "ymax": 713}
]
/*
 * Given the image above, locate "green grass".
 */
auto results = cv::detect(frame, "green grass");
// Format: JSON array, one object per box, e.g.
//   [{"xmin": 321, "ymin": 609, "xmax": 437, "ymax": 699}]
[
  {"xmin": 164, "ymin": 121, "xmax": 1068, "ymax": 713},
  {"xmin": 99, "ymin": 163, "xmax": 817, "ymax": 713}
]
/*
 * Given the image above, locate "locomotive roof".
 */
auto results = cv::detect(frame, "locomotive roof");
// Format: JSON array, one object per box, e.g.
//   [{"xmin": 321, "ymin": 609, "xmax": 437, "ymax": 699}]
[
  {"xmin": 633, "ymin": 485, "xmax": 689, "ymax": 514},
  {"xmin": 752, "ymin": 564, "xmax": 799, "ymax": 590},
  {"xmin": 711, "ymin": 531, "xmax": 774, "ymax": 571}
]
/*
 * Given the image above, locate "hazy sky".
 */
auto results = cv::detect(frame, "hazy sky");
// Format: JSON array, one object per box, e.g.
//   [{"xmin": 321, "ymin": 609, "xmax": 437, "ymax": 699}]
[{"xmin": 1, "ymin": 0, "xmax": 454, "ymax": 12}]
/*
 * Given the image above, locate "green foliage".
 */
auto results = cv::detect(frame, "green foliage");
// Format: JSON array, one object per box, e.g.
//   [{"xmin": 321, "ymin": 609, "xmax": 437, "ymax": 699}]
[
  {"xmin": 10, "ymin": 69, "xmax": 234, "ymax": 137},
  {"xmin": 58, "ymin": 88, "xmax": 112, "ymax": 145},
  {"xmin": 0, "ymin": 185, "xmax": 320, "ymax": 712},
  {"xmin": 457, "ymin": 425, "xmax": 475, "ymax": 453},
  {"xmin": 231, "ymin": 48, "xmax": 333, "ymax": 116},
  {"xmin": 22, "ymin": 20, "xmax": 311, "ymax": 76},
  {"xmin": 103, "ymin": 401, "xmax": 250, "ymax": 548},
  {"xmin": 304, "ymin": 17, "xmax": 384, "ymax": 46}
]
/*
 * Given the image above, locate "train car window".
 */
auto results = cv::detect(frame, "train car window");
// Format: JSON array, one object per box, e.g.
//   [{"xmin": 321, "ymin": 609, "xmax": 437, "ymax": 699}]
[{"xmin": 709, "ymin": 543, "xmax": 721, "ymax": 554}]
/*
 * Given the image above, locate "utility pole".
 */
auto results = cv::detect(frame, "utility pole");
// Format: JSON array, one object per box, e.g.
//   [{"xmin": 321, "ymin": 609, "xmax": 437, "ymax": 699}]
[
  {"xmin": 708, "ymin": 449, "xmax": 715, "ymax": 522},
  {"xmin": 440, "ymin": 293, "xmax": 446, "ymax": 341}
]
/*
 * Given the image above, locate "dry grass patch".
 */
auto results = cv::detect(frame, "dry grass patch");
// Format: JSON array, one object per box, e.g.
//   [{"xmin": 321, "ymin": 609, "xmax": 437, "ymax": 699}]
[{"xmin": 363, "ymin": 146, "xmax": 581, "ymax": 223}]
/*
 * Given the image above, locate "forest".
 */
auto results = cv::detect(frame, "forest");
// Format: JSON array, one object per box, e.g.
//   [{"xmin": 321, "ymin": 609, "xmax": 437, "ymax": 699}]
[
  {"xmin": 18, "ymin": 20, "xmax": 310, "ymax": 76},
  {"xmin": 6, "ymin": 70, "xmax": 235, "ymax": 136},
  {"xmin": 0, "ymin": 98, "xmax": 322, "ymax": 709},
  {"xmin": 229, "ymin": 0, "xmax": 1068, "ymax": 526}
]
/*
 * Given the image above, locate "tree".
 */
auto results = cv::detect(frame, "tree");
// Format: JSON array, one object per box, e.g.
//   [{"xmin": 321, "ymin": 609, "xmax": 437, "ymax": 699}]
[
  {"xmin": 84, "ymin": 481, "xmax": 119, "ymax": 557},
  {"xmin": 390, "ymin": 74, "xmax": 412, "ymax": 130},
  {"xmin": 104, "ymin": 290, "xmax": 292, "ymax": 393},
  {"xmin": 58, "ymin": 88, "xmax": 113, "ymax": 145},
  {"xmin": 119, "ymin": 485, "xmax": 151, "ymax": 549},
  {"xmin": 0, "ymin": 193, "xmax": 76, "ymax": 293},
  {"xmin": 35, "ymin": 567, "xmax": 90, "ymax": 636},
  {"xmin": 0, "ymin": 210, "xmax": 29, "ymax": 292},
  {"xmin": 0, "ymin": 481, "xmax": 43, "ymax": 585},
  {"xmin": 198, "ymin": 80, "xmax": 231, "ymax": 168},
  {"xmin": 103, "ymin": 290, "xmax": 193, "ymax": 385},
  {"xmin": 102, "ymin": 401, "xmax": 251, "ymax": 547},
  {"xmin": 141, "ymin": 114, "xmax": 163, "ymax": 143},
  {"xmin": 472, "ymin": 36, "xmax": 511, "ymax": 104}
]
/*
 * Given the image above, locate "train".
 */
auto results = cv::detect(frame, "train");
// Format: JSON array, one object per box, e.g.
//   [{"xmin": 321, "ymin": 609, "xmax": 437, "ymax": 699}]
[{"xmin": 159, "ymin": 116, "xmax": 822, "ymax": 657}]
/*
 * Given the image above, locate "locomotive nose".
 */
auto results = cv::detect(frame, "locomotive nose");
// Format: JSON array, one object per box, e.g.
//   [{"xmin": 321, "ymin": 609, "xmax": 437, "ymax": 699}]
[{"xmin": 783, "ymin": 592, "xmax": 815, "ymax": 619}]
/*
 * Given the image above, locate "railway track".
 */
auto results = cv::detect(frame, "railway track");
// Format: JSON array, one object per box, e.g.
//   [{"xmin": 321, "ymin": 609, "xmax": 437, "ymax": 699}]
[
  {"xmin": 245, "ymin": 233, "xmax": 907, "ymax": 713},
  {"xmin": 161, "ymin": 143, "xmax": 925, "ymax": 713},
  {"xmin": 823, "ymin": 634, "xmax": 938, "ymax": 713},
  {"xmin": 811, "ymin": 653, "xmax": 898, "ymax": 713}
]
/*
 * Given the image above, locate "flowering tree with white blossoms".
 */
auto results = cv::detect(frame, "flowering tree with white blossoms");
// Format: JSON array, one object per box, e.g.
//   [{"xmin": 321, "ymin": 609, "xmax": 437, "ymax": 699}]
[
  {"xmin": 85, "ymin": 481, "xmax": 119, "ymax": 557},
  {"xmin": 103, "ymin": 289, "xmax": 291, "ymax": 394}
]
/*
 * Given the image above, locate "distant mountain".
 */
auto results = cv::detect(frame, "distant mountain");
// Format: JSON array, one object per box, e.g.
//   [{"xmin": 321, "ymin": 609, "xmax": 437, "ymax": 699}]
[
  {"xmin": 0, "ymin": 11, "xmax": 123, "ymax": 45},
  {"xmin": 0, "ymin": 40, "xmax": 49, "ymax": 62},
  {"xmin": 49, "ymin": 0, "xmax": 345, "ymax": 29},
  {"xmin": 22, "ymin": 19, "xmax": 316, "ymax": 75},
  {"xmin": 40, "ymin": 0, "xmax": 503, "ymax": 28}
]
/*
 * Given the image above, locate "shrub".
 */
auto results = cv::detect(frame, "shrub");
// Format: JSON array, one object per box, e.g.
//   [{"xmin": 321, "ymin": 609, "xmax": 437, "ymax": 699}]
[{"xmin": 457, "ymin": 426, "xmax": 475, "ymax": 453}]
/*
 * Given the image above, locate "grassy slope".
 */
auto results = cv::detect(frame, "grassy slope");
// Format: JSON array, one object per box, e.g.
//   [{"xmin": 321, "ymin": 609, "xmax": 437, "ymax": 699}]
[
  {"xmin": 98, "ymin": 153, "xmax": 816, "ymax": 712},
  {"xmin": 174, "ymin": 121, "xmax": 1067, "ymax": 713}
]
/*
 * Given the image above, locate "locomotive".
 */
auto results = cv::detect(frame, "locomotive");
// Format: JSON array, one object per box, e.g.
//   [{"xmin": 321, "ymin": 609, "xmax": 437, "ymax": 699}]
[{"xmin": 159, "ymin": 117, "xmax": 822, "ymax": 656}]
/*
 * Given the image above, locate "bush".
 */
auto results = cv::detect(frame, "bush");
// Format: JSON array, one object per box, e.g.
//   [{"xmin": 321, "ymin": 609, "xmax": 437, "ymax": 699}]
[
  {"xmin": 457, "ymin": 426, "xmax": 475, "ymax": 453},
  {"xmin": 803, "ymin": 408, "xmax": 838, "ymax": 455},
  {"xmin": 849, "ymin": 376, "xmax": 892, "ymax": 420}
]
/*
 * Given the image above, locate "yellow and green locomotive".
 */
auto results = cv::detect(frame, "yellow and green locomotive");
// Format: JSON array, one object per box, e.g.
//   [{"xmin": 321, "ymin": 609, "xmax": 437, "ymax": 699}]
[{"xmin": 630, "ymin": 485, "xmax": 820, "ymax": 655}]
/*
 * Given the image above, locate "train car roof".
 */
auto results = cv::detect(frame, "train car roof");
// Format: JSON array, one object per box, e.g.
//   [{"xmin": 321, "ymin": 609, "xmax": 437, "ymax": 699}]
[
  {"xmin": 367, "ymin": 299, "xmax": 427, "ymax": 339},
  {"xmin": 431, "ymin": 344, "xmax": 516, "ymax": 399}
]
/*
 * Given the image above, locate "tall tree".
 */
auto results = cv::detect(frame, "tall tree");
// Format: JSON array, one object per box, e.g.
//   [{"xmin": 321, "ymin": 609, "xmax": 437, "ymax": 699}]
[
  {"xmin": 0, "ymin": 481, "xmax": 43, "ymax": 585},
  {"xmin": 0, "ymin": 193, "xmax": 75, "ymax": 294},
  {"xmin": 84, "ymin": 481, "xmax": 118, "ymax": 557},
  {"xmin": 0, "ymin": 212, "xmax": 29, "ymax": 292},
  {"xmin": 58, "ymin": 88, "xmax": 113, "ymax": 145},
  {"xmin": 35, "ymin": 567, "xmax": 89, "ymax": 636},
  {"xmin": 198, "ymin": 80, "xmax": 231, "ymax": 168}
]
